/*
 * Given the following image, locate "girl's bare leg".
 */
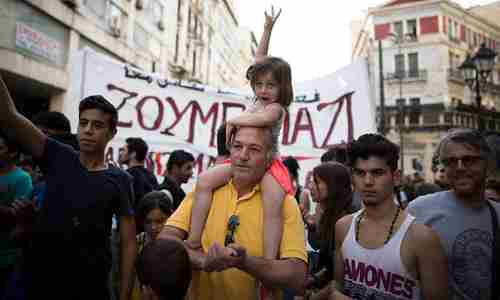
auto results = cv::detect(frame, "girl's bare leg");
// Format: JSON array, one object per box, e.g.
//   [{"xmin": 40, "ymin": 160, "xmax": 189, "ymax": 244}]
[{"xmin": 186, "ymin": 164, "xmax": 232, "ymax": 249}]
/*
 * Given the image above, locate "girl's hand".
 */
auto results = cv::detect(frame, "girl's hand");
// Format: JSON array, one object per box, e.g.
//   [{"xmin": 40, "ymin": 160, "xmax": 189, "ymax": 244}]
[{"xmin": 264, "ymin": 6, "xmax": 282, "ymax": 30}]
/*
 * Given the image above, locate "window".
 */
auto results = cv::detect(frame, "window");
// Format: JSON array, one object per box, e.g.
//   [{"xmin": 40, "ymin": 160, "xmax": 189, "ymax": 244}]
[
  {"xmin": 406, "ymin": 19, "xmax": 417, "ymax": 37},
  {"xmin": 395, "ymin": 54, "xmax": 405, "ymax": 78},
  {"xmin": 448, "ymin": 19, "xmax": 454, "ymax": 38},
  {"xmin": 83, "ymin": 0, "xmax": 107, "ymax": 19},
  {"xmin": 408, "ymin": 53, "xmax": 419, "ymax": 77},
  {"xmin": 108, "ymin": 3, "xmax": 125, "ymax": 37},
  {"xmin": 396, "ymin": 98, "xmax": 406, "ymax": 107},
  {"xmin": 146, "ymin": 0, "xmax": 164, "ymax": 28},
  {"xmin": 410, "ymin": 98, "xmax": 420, "ymax": 106},
  {"xmin": 394, "ymin": 21, "xmax": 403, "ymax": 38},
  {"xmin": 409, "ymin": 107, "xmax": 420, "ymax": 125}
]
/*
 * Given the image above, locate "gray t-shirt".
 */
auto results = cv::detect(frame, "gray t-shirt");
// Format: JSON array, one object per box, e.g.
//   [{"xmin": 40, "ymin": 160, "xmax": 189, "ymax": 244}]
[{"xmin": 407, "ymin": 191, "xmax": 500, "ymax": 300}]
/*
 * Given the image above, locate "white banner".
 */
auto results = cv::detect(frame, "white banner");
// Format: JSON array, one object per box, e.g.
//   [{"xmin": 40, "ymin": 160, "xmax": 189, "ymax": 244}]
[{"xmin": 65, "ymin": 49, "xmax": 376, "ymax": 187}]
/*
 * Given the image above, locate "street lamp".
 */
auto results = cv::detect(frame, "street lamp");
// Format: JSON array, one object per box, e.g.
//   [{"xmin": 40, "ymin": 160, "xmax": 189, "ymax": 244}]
[
  {"xmin": 389, "ymin": 32, "xmax": 413, "ymax": 175},
  {"xmin": 458, "ymin": 43, "xmax": 498, "ymax": 131}
]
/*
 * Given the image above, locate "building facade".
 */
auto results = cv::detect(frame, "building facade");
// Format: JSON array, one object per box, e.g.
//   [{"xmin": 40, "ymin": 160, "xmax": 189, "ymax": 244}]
[
  {"xmin": 352, "ymin": 0, "xmax": 500, "ymax": 179},
  {"xmin": 0, "ymin": 0, "xmax": 256, "ymax": 120}
]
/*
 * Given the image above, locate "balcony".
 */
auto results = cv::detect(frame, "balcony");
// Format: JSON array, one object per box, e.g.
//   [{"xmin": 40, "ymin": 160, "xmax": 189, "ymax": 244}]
[
  {"xmin": 377, "ymin": 103, "xmax": 500, "ymax": 132},
  {"xmin": 385, "ymin": 69, "xmax": 427, "ymax": 83},
  {"xmin": 447, "ymin": 68, "xmax": 500, "ymax": 94},
  {"xmin": 447, "ymin": 68, "xmax": 464, "ymax": 83}
]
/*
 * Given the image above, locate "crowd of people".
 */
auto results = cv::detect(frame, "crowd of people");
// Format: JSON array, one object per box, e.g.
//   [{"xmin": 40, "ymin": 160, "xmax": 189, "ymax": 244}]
[{"xmin": 1, "ymin": 6, "xmax": 500, "ymax": 300}]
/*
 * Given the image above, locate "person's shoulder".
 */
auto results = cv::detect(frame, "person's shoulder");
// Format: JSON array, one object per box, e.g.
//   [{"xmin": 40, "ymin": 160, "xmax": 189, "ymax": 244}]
[
  {"xmin": 407, "ymin": 219, "xmax": 442, "ymax": 249},
  {"xmin": 46, "ymin": 136, "xmax": 77, "ymax": 154},
  {"xmin": 14, "ymin": 167, "xmax": 31, "ymax": 181},
  {"xmin": 337, "ymin": 213, "xmax": 355, "ymax": 228},
  {"xmin": 489, "ymin": 199, "xmax": 500, "ymax": 208},
  {"xmin": 266, "ymin": 102, "xmax": 283, "ymax": 111},
  {"xmin": 489, "ymin": 199, "xmax": 500, "ymax": 214},
  {"xmin": 159, "ymin": 176, "xmax": 174, "ymax": 189},
  {"xmin": 107, "ymin": 165, "xmax": 133, "ymax": 182},
  {"xmin": 125, "ymin": 166, "xmax": 141, "ymax": 176},
  {"xmin": 408, "ymin": 190, "xmax": 450, "ymax": 210},
  {"xmin": 336, "ymin": 213, "xmax": 355, "ymax": 234}
]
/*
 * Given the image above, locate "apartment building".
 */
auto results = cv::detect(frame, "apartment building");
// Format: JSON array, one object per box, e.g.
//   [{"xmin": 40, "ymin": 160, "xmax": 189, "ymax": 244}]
[
  {"xmin": 0, "ymin": 0, "xmax": 256, "ymax": 120},
  {"xmin": 352, "ymin": 0, "xmax": 500, "ymax": 178}
]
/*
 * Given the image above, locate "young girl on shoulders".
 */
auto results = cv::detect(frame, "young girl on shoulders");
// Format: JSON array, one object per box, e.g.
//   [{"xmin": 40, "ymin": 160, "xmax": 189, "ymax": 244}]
[{"xmin": 187, "ymin": 7, "xmax": 292, "ymax": 299}]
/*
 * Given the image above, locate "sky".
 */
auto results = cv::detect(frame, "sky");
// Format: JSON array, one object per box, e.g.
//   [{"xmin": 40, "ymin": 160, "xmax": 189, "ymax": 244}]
[{"xmin": 235, "ymin": 0, "xmax": 496, "ymax": 82}]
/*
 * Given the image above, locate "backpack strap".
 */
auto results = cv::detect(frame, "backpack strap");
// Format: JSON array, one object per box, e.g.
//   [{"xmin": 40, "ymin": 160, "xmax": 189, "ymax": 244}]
[{"xmin": 487, "ymin": 201, "xmax": 499, "ymax": 300}]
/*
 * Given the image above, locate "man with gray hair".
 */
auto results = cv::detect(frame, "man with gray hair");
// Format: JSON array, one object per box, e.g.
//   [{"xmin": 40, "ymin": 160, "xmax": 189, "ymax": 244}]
[
  {"xmin": 159, "ymin": 126, "xmax": 307, "ymax": 300},
  {"xmin": 408, "ymin": 129, "xmax": 500, "ymax": 300}
]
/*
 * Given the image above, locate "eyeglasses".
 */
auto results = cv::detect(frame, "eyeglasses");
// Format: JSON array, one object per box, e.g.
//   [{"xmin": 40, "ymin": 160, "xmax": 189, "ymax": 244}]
[
  {"xmin": 441, "ymin": 155, "xmax": 483, "ymax": 168},
  {"xmin": 224, "ymin": 215, "xmax": 240, "ymax": 246}
]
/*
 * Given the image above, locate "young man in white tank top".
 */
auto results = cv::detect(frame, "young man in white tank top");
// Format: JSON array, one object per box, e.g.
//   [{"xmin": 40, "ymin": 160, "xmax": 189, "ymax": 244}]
[{"xmin": 331, "ymin": 134, "xmax": 448, "ymax": 300}]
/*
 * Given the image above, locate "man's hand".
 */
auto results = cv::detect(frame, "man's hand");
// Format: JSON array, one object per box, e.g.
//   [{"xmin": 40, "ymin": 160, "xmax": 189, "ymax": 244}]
[{"xmin": 204, "ymin": 242, "xmax": 244, "ymax": 272}]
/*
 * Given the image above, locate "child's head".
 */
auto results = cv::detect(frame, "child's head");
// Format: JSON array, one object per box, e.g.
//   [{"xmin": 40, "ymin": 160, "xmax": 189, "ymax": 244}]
[
  {"xmin": 247, "ymin": 56, "xmax": 293, "ymax": 108},
  {"xmin": 136, "ymin": 238, "xmax": 191, "ymax": 300},
  {"xmin": 137, "ymin": 191, "xmax": 174, "ymax": 240}
]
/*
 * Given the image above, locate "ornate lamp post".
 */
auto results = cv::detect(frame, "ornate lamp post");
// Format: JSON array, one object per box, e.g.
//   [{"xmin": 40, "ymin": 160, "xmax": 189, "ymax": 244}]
[{"xmin": 458, "ymin": 43, "xmax": 498, "ymax": 131}]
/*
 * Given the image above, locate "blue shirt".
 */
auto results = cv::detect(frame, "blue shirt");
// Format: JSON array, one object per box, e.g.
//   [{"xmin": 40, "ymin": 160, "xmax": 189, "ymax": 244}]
[
  {"xmin": 0, "ymin": 167, "xmax": 32, "ymax": 266},
  {"xmin": 0, "ymin": 167, "xmax": 32, "ymax": 200}
]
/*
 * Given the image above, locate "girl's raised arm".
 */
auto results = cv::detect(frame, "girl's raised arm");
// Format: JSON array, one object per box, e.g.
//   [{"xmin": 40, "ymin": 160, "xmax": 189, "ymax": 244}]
[{"xmin": 255, "ymin": 6, "xmax": 281, "ymax": 63}]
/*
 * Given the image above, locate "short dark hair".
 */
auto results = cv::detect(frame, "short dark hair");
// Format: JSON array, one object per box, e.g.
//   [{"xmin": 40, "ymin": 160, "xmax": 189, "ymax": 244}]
[
  {"xmin": 348, "ymin": 134, "xmax": 400, "ymax": 171},
  {"xmin": 136, "ymin": 191, "xmax": 174, "ymax": 223},
  {"xmin": 79, "ymin": 95, "xmax": 118, "ymax": 133},
  {"xmin": 167, "ymin": 150, "xmax": 195, "ymax": 172},
  {"xmin": 321, "ymin": 146, "xmax": 348, "ymax": 164},
  {"xmin": 33, "ymin": 111, "xmax": 71, "ymax": 133},
  {"xmin": 283, "ymin": 156, "xmax": 300, "ymax": 180},
  {"xmin": 216, "ymin": 123, "xmax": 230, "ymax": 157},
  {"xmin": 125, "ymin": 137, "xmax": 148, "ymax": 162},
  {"xmin": 136, "ymin": 239, "xmax": 191, "ymax": 300}
]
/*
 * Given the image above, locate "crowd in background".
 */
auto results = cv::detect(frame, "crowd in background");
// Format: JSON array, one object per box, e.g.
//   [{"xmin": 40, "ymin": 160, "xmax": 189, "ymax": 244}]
[
  {"xmin": 1, "ymin": 107, "xmax": 499, "ymax": 299},
  {"xmin": 1, "ymin": 78, "xmax": 500, "ymax": 299}
]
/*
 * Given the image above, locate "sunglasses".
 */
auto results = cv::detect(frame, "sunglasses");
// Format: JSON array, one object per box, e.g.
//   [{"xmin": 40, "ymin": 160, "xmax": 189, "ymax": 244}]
[
  {"xmin": 441, "ymin": 155, "xmax": 483, "ymax": 168},
  {"xmin": 224, "ymin": 215, "xmax": 240, "ymax": 247}
]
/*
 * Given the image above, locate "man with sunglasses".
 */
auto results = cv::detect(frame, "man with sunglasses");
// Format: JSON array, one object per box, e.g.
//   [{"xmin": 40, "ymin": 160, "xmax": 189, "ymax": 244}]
[
  {"xmin": 408, "ymin": 129, "xmax": 500, "ymax": 300},
  {"xmin": 159, "ymin": 126, "xmax": 308, "ymax": 300}
]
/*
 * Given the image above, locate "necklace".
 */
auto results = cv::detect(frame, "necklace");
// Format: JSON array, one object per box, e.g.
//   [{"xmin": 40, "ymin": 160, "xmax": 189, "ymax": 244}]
[{"xmin": 355, "ymin": 206, "xmax": 401, "ymax": 245}]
